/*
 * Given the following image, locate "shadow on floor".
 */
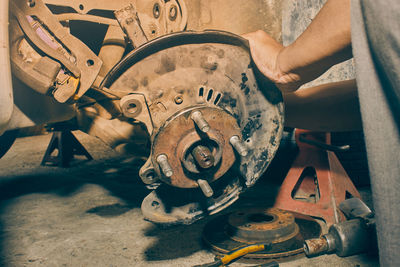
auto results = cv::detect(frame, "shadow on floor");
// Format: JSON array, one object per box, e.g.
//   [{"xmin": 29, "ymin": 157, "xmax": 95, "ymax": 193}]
[{"xmin": 0, "ymin": 154, "xmax": 150, "ymax": 266}]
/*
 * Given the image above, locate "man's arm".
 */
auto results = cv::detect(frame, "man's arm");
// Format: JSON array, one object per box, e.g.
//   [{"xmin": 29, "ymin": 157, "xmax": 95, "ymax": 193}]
[
  {"xmin": 284, "ymin": 79, "xmax": 362, "ymax": 131},
  {"xmin": 244, "ymin": 0, "xmax": 352, "ymax": 92}
]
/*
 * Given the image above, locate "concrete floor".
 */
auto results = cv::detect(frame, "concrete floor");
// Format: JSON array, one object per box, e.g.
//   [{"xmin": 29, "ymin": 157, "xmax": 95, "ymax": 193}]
[{"xmin": 0, "ymin": 132, "xmax": 379, "ymax": 266}]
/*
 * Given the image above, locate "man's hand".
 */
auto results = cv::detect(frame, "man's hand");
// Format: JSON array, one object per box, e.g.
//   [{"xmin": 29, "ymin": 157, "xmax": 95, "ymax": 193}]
[
  {"xmin": 242, "ymin": 30, "xmax": 302, "ymax": 92},
  {"xmin": 243, "ymin": 0, "xmax": 352, "ymax": 93}
]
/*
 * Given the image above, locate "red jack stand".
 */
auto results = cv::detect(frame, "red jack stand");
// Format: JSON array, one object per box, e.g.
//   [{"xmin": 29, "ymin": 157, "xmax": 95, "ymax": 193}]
[
  {"xmin": 41, "ymin": 131, "xmax": 92, "ymax": 167},
  {"xmin": 274, "ymin": 130, "xmax": 360, "ymax": 227}
]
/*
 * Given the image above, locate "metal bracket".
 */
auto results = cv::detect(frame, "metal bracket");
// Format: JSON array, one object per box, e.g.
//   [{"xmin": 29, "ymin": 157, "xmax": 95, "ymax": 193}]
[
  {"xmin": 115, "ymin": 4, "xmax": 148, "ymax": 48},
  {"xmin": 10, "ymin": 0, "xmax": 102, "ymax": 102},
  {"xmin": 120, "ymin": 94, "xmax": 154, "ymax": 135}
]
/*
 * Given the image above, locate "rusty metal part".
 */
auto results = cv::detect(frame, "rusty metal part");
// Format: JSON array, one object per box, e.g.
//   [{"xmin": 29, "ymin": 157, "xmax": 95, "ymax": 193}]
[
  {"xmin": 115, "ymin": 4, "xmax": 148, "ymax": 49},
  {"xmin": 101, "ymin": 31, "xmax": 283, "ymax": 224},
  {"xmin": 227, "ymin": 208, "xmax": 299, "ymax": 243},
  {"xmin": 10, "ymin": 0, "xmax": 102, "ymax": 101},
  {"xmin": 141, "ymin": 175, "xmax": 242, "ymax": 225},
  {"xmin": 152, "ymin": 107, "xmax": 240, "ymax": 188},
  {"xmin": 9, "ymin": 17, "xmax": 62, "ymax": 96},
  {"xmin": 55, "ymin": 13, "xmax": 119, "ymax": 26},
  {"xmin": 9, "ymin": 17, "xmax": 61, "ymax": 95},
  {"xmin": 119, "ymin": 94, "xmax": 154, "ymax": 134},
  {"xmin": 191, "ymin": 145, "xmax": 215, "ymax": 169},
  {"xmin": 101, "ymin": 30, "xmax": 284, "ymax": 224},
  {"xmin": 139, "ymin": 157, "xmax": 159, "ymax": 184},
  {"xmin": 104, "ymin": 31, "xmax": 284, "ymax": 188},
  {"xmin": 304, "ymin": 236, "xmax": 330, "ymax": 257},
  {"xmin": 203, "ymin": 208, "xmax": 321, "ymax": 259},
  {"xmin": 120, "ymin": 97, "xmax": 143, "ymax": 118},
  {"xmin": 43, "ymin": 0, "xmax": 188, "ymax": 40}
]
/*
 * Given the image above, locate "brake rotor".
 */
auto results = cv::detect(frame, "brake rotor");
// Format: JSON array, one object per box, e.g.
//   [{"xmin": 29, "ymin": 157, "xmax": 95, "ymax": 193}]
[{"xmin": 202, "ymin": 208, "xmax": 321, "ymax": 259}]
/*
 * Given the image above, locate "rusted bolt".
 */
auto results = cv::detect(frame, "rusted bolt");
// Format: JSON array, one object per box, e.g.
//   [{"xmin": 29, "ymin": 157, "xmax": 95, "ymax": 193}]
[
  {"xmin": 197, "ymin": 179, "xmax": 214, "ymax": 198},
  {"xmin": 156, "ymin": 154, "xmax": 173, "ymax": 177},
  {"xmin": 169, "ymin": 5, "xmax": 178, "ymax": 21},
  {"xmin": 174, "ymin": 94, "xmax": 183, "ymax": 105},
  {"xmin": 191, "ymin": 111, "xmax": 210, "ymax": 133},
  {"xmin": 153, "ymin": 3, "xmax": 161, "ymax": 18},
  {"xmin": 191, "ymin": 145, "xmax": 215, "ymax": 169},
  {"xmin": 229, "ymin": 136, "xmax": 248, "ymax": 157}
]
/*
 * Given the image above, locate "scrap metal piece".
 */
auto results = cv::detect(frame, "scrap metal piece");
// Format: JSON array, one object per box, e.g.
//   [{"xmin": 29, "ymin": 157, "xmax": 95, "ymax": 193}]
[
  {"xmin": 114, "ymin": 4, "xmax": 148, "ymax": 48},
  {"xmin": 203, "ymin": 208, "xmax": 321, "ymax": 259}
]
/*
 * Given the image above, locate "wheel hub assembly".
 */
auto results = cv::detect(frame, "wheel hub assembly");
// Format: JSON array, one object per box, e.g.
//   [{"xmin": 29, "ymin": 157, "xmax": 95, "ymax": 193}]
[{"xmin": 102, "ymin": 31, "xmax": 285, "ymax": 225}]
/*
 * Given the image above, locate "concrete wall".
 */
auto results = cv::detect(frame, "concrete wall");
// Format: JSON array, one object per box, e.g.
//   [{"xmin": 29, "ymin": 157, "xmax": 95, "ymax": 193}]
[
  {"xmin": 282, "ymin": 0, "xmax": 355, "ymax": 87},
  {"xmin": 186, "ymin": 0, "xmax": 283, "ymax": 40},
  {"xmin": 186, "ymin": 0, "xmax": 354, "ymax": 87}
]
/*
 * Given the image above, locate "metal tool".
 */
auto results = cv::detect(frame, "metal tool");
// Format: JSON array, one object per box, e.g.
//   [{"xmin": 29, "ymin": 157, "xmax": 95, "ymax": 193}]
[{"xmin": 304, "ymin": 198, "xmax": 376, "ymax": 257}]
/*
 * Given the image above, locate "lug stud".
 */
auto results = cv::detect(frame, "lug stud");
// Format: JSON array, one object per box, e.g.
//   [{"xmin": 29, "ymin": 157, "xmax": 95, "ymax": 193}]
[
  {"xmin": 197, "ymin": 179, "xmax": 214, "ymax": 198},
  {"xmin": 191, "ymin": 111, "xmax": 210, "ymax": 133},
  {"xmin": 229, "ymin": 135, "xmax": 248, "ymax": 157},
  {"xmin": 156, "ymin": 154, "xmax": 173, "ymax": 177}
]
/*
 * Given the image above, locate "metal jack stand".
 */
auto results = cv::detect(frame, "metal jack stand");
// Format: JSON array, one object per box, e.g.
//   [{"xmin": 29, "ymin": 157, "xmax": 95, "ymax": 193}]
[
  {"xmin": 274, "ymin": 130, "xmax": 360, "ymax": 227},
  {"xmin": 41, "ymin": 130, "xmax": 92, "ymax": 167}
]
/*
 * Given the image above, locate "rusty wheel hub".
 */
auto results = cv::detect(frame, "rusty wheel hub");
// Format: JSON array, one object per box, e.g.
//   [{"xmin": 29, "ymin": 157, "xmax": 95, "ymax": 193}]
[
  {"xmin": 203, "ymin": 208, "xmax": 321, "ymax": 259},
  {"xmin": 152, "ymin": 107, "xmax": 241, "ymax": 188}
]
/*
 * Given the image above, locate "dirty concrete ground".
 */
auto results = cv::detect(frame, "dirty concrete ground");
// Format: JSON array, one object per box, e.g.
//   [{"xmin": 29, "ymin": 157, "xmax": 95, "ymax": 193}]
[{"xmin": 0, "ymin": 132, "xmax": 379, "ymax": 266}]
